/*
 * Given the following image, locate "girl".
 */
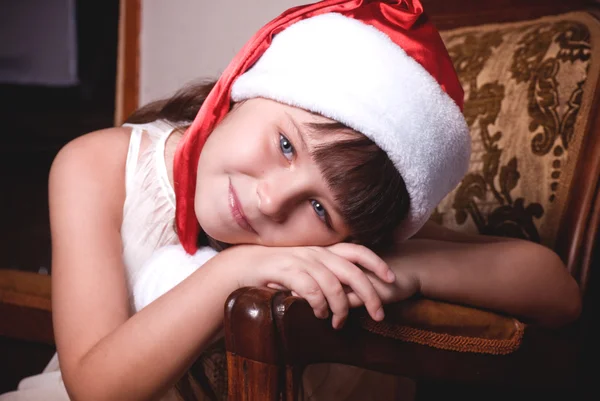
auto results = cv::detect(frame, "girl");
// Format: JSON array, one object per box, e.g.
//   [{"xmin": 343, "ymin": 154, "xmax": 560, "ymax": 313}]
[{"xmin": 0, "ymin": 1, "xmax": 581, "ymax": 400}]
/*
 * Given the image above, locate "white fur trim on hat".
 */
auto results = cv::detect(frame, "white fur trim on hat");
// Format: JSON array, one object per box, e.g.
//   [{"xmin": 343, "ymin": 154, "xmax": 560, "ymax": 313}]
[{"xmin": 231, "ymin": 13, "xmax": 471, "ymax": 240}]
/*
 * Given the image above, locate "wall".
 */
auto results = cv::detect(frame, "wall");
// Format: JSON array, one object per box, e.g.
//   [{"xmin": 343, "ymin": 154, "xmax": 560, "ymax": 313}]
[{"xmin": 140, "ymin": 0, "xmax": 314, "ymax": 105}]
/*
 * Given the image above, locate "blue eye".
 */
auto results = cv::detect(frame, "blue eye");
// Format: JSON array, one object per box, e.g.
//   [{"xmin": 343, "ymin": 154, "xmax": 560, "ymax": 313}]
[
  {"xmin": 279, "ymin": 134, "xmax": 294, "ymax": 160},
  {"xmin": 311, "ymin": 199, "xmax": 327, "ymax": 221}
]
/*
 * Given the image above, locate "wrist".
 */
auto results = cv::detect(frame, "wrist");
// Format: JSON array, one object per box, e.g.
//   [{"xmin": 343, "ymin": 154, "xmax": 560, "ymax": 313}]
[{"xmin": 215, "ymin": 244, "xmax": 267, "ymax": 289}]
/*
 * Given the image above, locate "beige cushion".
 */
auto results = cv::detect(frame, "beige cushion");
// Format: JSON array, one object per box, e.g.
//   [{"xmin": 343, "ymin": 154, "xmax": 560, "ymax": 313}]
[{"xmin": 435, "ymin": 12, "xmax": 600, "ymax": 248}]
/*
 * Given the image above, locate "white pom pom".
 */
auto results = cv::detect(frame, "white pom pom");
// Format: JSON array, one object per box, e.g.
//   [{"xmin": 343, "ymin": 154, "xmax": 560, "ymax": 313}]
[{"xmin": 133, "ymin": 244, "xmax": 218, "ymax": 312}]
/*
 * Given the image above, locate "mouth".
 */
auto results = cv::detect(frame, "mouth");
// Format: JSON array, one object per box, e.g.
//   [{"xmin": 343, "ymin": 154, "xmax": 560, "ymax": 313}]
[{"xmin": 228, "ymin": 180, "xmax": 257, "ymax": 234}]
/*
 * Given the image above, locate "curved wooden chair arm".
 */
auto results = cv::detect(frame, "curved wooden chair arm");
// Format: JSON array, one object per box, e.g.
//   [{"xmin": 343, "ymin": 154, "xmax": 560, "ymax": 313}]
[
  {"xmin": 225, "ymin": 287, "xmax": 579, "ymax": 395},
  {"xmin": 0, "ymin": 269, "xmax": 53, "ymax": 344}
]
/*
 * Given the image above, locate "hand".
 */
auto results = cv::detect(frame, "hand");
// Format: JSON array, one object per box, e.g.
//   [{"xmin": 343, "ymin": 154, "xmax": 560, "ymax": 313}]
[
  {"xmin": 228, "ymin": 243, "xmax": 396, "ymax": 329},
  {"xmin": 345, "ymin": 259, "xmax": 421, "ymax": 310}
]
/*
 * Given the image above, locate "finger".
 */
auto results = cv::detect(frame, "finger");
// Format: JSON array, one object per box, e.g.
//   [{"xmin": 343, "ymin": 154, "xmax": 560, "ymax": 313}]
[
  {"xmin": 317, "ymin": 250, "xmax": 385, "ymax": 322},
  {"xmin": 275, "ymin": 272, "xmax": 329, "ymax": 319},
  {"xmin": 346, "ymin": 291, "xmax": 363, "ymax": 308},
  {"xmin": 332, "ymin": 313, "xmax": 347, "ymax": 330},
  {"xmin": 346, "ymin": 276, "xmax": 380, "ymax": 307},
  {"xmin": 266, "ymin": 283, "xmax": 287, "ymax": 291},
  {"xmin": 327, "ymin": 243, "xmax": 395, "ymax": 283},
  {"xmin": 301, "ymin": 260, "xmax": 350, "ymax": 328}
]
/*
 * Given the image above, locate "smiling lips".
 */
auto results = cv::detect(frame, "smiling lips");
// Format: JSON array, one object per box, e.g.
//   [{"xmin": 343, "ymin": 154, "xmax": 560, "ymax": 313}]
[{"xmin": 229, "ymin": 181, "xmax": 256, "ymax": 233}]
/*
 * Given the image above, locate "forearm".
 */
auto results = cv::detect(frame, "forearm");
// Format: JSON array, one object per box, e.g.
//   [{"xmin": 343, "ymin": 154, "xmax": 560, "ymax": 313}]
[
  {"xmin": 64, "ymin": 253, "xmax": 238, "ymax": 401},
  {"xmin": 409, "ymin": 220, "xmax": 518, "ymax": 244},
  {"xmin": 382, "ymin": 238, "xmax": 582, "ymax": 327}
]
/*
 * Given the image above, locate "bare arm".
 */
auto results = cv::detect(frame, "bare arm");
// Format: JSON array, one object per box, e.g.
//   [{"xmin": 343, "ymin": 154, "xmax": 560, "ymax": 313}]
[
  {"xmin": 409, "ymin": 220, "xmax": 518, "ymax": 243},
  {"xmin": 50, "ymin": 129, "xmax": 241, "ymax": 401},
  {"xmin": 380, "ymin": 221, "xmax": 582, "ymax": 328}
]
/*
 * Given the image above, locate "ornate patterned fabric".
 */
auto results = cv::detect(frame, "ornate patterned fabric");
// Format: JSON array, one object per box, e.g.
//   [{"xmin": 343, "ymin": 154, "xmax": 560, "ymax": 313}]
[{"xmin": 434, "ymin": 12, "xmax": 600, "ymax": 247}]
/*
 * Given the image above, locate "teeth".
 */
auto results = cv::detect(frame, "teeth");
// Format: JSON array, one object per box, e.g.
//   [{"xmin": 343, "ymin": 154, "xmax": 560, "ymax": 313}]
[{"xmin": 229, "ymin": 191, "xmax": 235, "ymax": 210}]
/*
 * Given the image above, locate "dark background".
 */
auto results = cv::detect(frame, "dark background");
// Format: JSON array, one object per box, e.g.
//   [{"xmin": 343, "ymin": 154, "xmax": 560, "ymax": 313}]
[
  {"xmin": 0, "ymin": 1, "xmax": 119, "ymax": 392},
  {"xmin": 0, "ymin": 1, "xmax": 120, "ymax": 275}
]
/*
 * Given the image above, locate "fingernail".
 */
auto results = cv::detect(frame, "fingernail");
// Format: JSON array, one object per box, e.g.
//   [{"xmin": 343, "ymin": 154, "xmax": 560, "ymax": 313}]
[
  {"xmin": 376, "ymin": 307, "xmax": 385, "ymax": 321},
  {"xmin": 387, "ymin": 270, "xmax": 396, "ymax": 282}
]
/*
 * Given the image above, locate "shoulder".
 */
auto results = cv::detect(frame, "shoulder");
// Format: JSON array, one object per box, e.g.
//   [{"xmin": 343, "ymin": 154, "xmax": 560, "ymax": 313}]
[
  {"xmin": 50, "ymin": 126, "xmax": 133, "ymax": 187},
  {"xmin": 51, "ymin": 126, "xmax": 132, "ymax": 167},
  {"xmin": 49, "ymin": 126, "xmax": 134, "ymax": 223}
]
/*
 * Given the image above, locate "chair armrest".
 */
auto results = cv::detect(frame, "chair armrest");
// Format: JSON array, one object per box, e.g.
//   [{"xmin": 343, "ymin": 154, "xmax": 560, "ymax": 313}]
[
  {"xmin": 357, "ymin": 298, "xmax": 524, "ymax": 354},
  {"xmin": 0, "ymin": 269, "xmax": 54, "ymax": 344},
  {"xmin": 225, "ymin": 287, "xmax": 579, "ymax": 388}
]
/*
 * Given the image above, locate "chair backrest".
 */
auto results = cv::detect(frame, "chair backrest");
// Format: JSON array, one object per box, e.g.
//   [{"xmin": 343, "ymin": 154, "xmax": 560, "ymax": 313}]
[{"xmin": 433, "ymin": 11, "xmax": 600, "ymax": 294}]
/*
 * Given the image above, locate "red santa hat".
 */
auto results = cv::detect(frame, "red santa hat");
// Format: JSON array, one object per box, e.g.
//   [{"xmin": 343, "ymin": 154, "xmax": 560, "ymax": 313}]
[{"xmin": 174, "ymin": 0, "xmax": 471, "ymax": 254}]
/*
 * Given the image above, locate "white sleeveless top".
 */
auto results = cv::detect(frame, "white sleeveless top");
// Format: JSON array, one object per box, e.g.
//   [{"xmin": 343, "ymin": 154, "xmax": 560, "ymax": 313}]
[
  {"xmin": 121, "ymin": 120, "xmax": 181, "ymax": 297},
  {"xmin": 121, "ymin": 120, "xmax": 218, "ymax": 313}
]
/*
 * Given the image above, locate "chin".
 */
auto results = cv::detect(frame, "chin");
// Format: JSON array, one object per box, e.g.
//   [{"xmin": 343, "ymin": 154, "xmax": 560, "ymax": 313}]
[
  {"xmin": 201, "ymin": 222, "xmax": 242, "ymax": 245},
  {"xmin": 196, "ymin": 203, "xmax": 252, "ymax": 246}
]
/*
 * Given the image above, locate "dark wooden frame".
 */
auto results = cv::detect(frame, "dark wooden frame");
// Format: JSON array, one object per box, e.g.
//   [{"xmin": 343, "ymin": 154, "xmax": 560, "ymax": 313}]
[
  {"xmin": 224, "ymin": 1, "xmax": 600, "ymax": 400},
  {"xmin": 427, "ymin": 0, "xmax": 594, "ymax": 29},
  {"xmin": 115, "ymin": 0, "xmax": 141, "ymax": 126}
]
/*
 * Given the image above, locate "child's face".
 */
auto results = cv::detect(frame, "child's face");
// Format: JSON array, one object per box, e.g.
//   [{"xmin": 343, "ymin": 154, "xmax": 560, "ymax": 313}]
[{"xmin": 195, "ymin": 98, "xmax": 352, "ymax": 246}]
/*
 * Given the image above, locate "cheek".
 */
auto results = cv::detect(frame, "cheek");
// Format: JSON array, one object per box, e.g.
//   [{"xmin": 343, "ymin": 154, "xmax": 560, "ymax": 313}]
[
  {"xmin": 193, "ymin": 174, "xmax": 211, "ymax": 227},
  {"xmin": 205, "ymin": 132, "xmax": 273, "ymax": 175},
  {"xmin": 268, "ymin": 209, "xmax": 341, "ymax": 247},
  {"xmin": 231, "ymin": 143, "xmax": 275, "ymax": 179},
  {"xmin": 194, "ymin": 152, "xmax": 223, "ymax": 227}
]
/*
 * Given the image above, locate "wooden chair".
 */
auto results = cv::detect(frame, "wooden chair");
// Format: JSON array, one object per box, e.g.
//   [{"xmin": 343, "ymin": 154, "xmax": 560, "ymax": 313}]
[
  {"xmin": 223, "ymin": 1, "xmax": 600, "ymax": 400},
  {"xmin": 0, "ymin": 270, "xmax": 54, "ymax": 393}
]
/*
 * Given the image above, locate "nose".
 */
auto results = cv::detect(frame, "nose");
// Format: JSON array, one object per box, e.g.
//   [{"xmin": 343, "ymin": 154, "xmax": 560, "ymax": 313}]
[{"xmin": 257, "ymin": 172, "xmax": 307, "ymax": 222}]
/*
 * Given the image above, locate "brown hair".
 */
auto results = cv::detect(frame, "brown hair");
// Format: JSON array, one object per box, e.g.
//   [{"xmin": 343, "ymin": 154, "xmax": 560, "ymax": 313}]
[
  {"xmin": 309, "ymin": 123, "xmax": 409, "ymax": 249},
  {"xmin": 126, "ymin": 80, "xmax": 409, "ymax": 250}
]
